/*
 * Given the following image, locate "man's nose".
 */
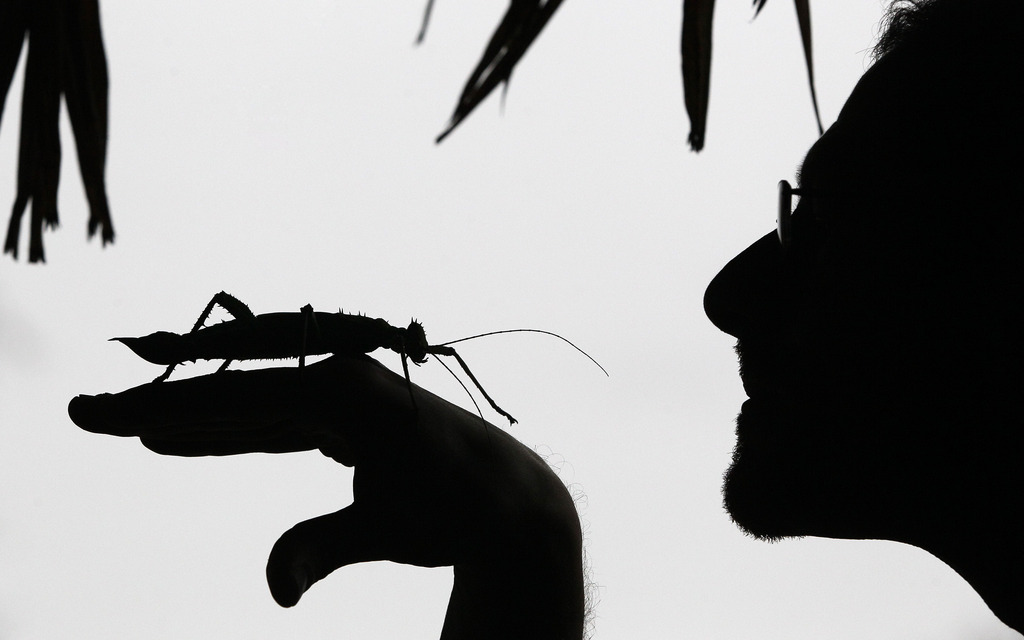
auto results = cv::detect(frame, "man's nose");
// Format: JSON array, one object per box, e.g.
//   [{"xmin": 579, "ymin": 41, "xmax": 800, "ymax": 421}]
[{"xmin": 703, "ymin": 230, "xmax": 786, "ymax": 338}]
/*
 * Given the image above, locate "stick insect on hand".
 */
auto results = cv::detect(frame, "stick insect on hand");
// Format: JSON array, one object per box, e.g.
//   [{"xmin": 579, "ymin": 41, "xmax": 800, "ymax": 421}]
[
  {"xmin": 111, "ymin": 291, "xmax": 607, "ymax": 426},
  {"xmin": 69, "ymin": 354, "xmax": 591, "ymax": 639}
]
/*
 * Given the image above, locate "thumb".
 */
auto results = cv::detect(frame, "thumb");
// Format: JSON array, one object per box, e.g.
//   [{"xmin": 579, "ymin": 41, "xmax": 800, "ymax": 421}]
[{"xmin": 266, "ymin": 505, "xmax": 385, "ymax": 607}]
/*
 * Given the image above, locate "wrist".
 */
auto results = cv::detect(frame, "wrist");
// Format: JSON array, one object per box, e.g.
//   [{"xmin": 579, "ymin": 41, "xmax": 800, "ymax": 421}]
[{"xmin": 442, "ymin": 503, "xmax": 585, "ymax": 640}]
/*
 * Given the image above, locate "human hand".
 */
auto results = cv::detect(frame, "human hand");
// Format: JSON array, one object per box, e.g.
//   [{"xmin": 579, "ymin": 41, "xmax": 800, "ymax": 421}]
[{"xmin": 69, "ymin": 355, "xmax": 585, "ymax": 640}]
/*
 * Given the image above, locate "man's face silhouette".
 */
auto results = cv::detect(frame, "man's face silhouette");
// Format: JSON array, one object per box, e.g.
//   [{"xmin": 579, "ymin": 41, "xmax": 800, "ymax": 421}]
[{"xmin": 704, "ymin": 48, "xmax": 1021, "ymax": 543}]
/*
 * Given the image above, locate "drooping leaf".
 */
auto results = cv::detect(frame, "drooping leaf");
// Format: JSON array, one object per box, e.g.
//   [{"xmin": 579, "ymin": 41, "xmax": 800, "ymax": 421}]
[
  {"xmin": 416, "ymin": 0, "xmax": 436, "ymax": 45},
  {"xmin": 794, "ymin": 0, "xmax": 823, "ymax": 135},
  {"xmin": 59, "ymin": 0, "xmax": 113, "ymax": 246},
  {"xmin": 681, "ymin": 0, "xmax": 716, "ymax": 151},
  {"xmin": 0, "ymin": 1, "xmax": 28, "ymax": 117},
  {"xmin": 6, "ymin": 0, "xmax": 62, "ymax": 263},
  {"xmin": 1, "ymin": 0, "xmax": 30, "ymax": 259},
  {"xmin": 1, "ymin": 0, "xmax": 112, "ymax": 263},
  {"xmin": 681, "ymin": 0, "xmax": 823, "ymax": 152},
  {"xmin": 436, "ymin": 0, "xmax": 564, "ymax": 144}
]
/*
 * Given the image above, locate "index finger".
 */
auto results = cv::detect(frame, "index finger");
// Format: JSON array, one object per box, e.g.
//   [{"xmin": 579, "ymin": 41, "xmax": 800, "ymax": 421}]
[
  {"xmin": 70, "ymin": 367, "xmax": 310, "ymax": 435},
  {"xmin": 68, "ymin": 355, "xmax": 406, "ymax": 457},
  {"xmin": 69, "ymin": 365, "xmax": 324, "ymax": 456}
]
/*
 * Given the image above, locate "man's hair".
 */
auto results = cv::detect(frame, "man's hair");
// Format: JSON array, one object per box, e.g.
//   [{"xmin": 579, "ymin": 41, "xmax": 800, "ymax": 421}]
[
  {"xmin": 873, "ymin": 0, "xmax": 940, "ymax": 60},
  {"xmin": 873, "ymin": 0, "xmax": 1022, "ymax": 61},
  {"xmin": 862, "ymin": 0, "xmax": 1022, "ymax": 204}
]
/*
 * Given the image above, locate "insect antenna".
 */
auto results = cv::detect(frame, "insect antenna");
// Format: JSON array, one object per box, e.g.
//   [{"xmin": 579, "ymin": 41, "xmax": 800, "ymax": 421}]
[{"xmin": 440, "ymin": 329, "xmax": 609, "ymax": 376}]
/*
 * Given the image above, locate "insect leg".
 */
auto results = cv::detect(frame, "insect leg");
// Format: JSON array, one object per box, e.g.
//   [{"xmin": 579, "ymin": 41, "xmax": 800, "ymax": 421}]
[
  {"xmin": 298, "ymin": 304, "xmax": 321, "ymax": 369},
  {"xmin": 400, "ymin": 349, "xmax": 420, "ymax": 417},
  {"xmin": 429, "ymin": 354, "xmax": 490, "ymax": 432},
  {"xmin": 188, "ymin": 291, "xmax": 257, "ymax": 333},
  {"xmin": 156, "ymin": 291, "xmax": 257, "ymax": 382},
  {"xmin": 429, "ymin": 345, "xmax": 517, "ymax": 425}
]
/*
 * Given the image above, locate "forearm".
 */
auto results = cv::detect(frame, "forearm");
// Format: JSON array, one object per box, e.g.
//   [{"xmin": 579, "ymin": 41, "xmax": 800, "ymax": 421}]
[{"xmin": 441, "ymin": 534, "xmax": 586, "ymax": 640}]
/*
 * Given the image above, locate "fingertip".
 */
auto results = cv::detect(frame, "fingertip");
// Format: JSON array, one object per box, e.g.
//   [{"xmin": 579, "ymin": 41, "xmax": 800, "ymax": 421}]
[
  {"xmin": 68, "ymin": 394, "xmax": 104, "ymax": 431},
  {"xmin": 267, "ymin": 561, "xmax": 310, "ymax": 608}
]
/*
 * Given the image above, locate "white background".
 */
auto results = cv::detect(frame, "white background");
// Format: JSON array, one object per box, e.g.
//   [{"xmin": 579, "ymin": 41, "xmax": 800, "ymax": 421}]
[{"xmin": 1, "ymin": 1, "xmax": 1019, "ymax": 638}]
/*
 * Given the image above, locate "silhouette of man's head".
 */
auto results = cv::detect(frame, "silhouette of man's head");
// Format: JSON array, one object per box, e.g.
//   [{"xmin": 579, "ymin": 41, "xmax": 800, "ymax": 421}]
[{"xmin": 705, "ymin": 0, "xmax": 1024, "ymax": 629}]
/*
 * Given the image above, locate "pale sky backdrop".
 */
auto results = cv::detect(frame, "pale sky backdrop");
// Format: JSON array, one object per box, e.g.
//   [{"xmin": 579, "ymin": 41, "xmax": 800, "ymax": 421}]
[{"xmin": 1, "ymin": 1, "xmax": 1019, "ymax": 638}]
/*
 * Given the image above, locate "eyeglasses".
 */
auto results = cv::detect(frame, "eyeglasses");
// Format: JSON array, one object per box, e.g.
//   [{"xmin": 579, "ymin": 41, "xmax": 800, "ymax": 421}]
[{"xmin": 776, "ymin": 179, "xmax": 805, "ymax": 252}]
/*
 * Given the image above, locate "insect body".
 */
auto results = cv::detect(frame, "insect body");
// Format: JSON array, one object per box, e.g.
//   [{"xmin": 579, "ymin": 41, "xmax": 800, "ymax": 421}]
[
  {"xmin": 114, "ymin": 292, "xmax": 606, "ymax": 426},
  {"xmin": 115, "ymin": 299, "xmax": 426, "ymax": 371}
]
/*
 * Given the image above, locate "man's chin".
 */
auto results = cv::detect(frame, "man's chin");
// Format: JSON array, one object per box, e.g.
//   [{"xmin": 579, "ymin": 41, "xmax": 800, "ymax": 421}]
[
  {"xmin": 725, "ymin": 396, "xmax": 892, "ymax": 542},
  {"xmin": 721, "ymin": 399, "xmax": 815, "ymax": 541},
  {"xmin": 722, "ymin": 456, "xmax": 806, "ymax": 542}
]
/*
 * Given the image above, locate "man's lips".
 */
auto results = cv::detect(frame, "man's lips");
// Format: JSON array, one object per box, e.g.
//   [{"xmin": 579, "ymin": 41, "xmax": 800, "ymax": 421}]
[
  {"xmin": 740, "ymin": 374, "xmax": 788, "ymax": 404},
  {"xmin": 739, "ymin": 397, "xmax": 780, "ymax": 414},
  {"xmin": 735, "ymin": 340, "xmax": 777, "ymax": 399},
  {"xmin": 735, "ymin": 339, "xmax": 807, "ymax": 407}
]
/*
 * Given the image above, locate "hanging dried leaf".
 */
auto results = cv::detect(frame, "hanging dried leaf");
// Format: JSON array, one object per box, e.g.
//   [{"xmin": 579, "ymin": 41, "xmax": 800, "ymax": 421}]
[
  {"xmin": 0, "ymin": 2, "xmax": 28, "ymax": 110},
  {"xmin": 681, "ymin": 0, "xmax": 823, "ymax": 152},
  {"xmin": 436, "ymin": 0, "xmax": 564, "ymax": 144},
  {"xmin": 1, "ymin": 0, "xmax": 33, "ymax": 257},
  {"xmin": 416, "ymin": 0, "xmax": 436, "ymax": 45},
  {"xmin": 681, "ymin": 0, "xmax": 716, "ymax": 151},
  {"xmin": 794, "ymin": 0, "xmax": 824, "ymax": 135},
  {"xmin": 1, "ymin": 0, "xmax": 112, "ymax": 263},
  {"xmin": 60, "ymin": 0, "xmax": 113, "ymax": 248}
]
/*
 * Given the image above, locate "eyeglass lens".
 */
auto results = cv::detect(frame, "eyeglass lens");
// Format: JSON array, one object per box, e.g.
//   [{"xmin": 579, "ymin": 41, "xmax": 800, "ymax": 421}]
[{"xmin": 777, "ymin": 180, "xmax": 794, "ymax": 250}]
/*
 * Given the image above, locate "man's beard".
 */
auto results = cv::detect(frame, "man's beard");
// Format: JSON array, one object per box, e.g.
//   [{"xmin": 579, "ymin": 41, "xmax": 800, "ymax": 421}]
[
  {"xmin": 722, "ymin": 399, "xmax": 812, "ymax": 541},
  {"xmin": 723, "ymin": 394, "xmax": 904, "ymax": 543}
]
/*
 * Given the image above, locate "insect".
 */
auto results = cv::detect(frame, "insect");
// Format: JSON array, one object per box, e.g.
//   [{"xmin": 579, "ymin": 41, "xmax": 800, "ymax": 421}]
[{"xmin": 113, "ymin": 291, "xmax": 607, "ymax": 426}]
